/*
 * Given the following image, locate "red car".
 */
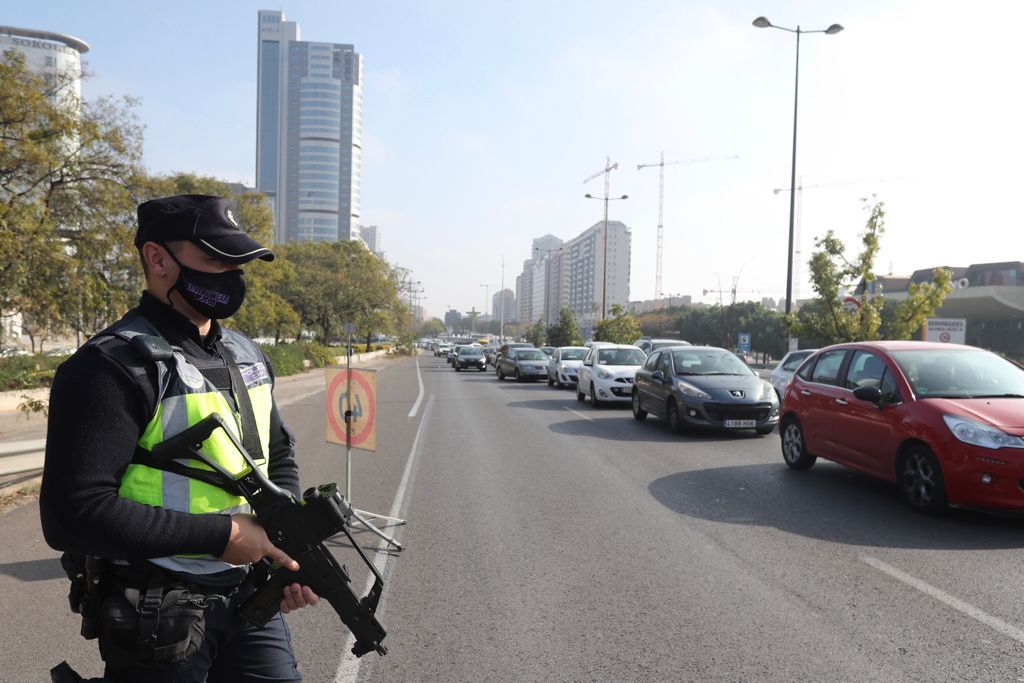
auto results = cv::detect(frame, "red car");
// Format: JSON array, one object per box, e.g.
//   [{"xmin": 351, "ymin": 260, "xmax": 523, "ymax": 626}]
[{"xmin": 779, "ymin": 340, "xmax": 1024, "ymax": 513}]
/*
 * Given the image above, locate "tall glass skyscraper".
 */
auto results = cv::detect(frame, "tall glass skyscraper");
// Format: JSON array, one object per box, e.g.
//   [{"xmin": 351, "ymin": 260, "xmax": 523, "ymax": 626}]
[{"xmin": 256, "ymin": 10, "xmax": 363, "ymax": 243}]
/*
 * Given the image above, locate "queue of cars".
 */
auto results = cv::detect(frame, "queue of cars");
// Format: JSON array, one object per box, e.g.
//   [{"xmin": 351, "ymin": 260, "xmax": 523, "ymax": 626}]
[{"xmin": 432, "ymin": 335, "xmax": 1024, "ymax": 515}]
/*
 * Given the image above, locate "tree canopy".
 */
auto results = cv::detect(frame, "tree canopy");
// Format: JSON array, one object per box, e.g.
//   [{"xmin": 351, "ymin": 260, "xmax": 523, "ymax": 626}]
[
  {"xmin": 593, "ymin": 305, "xmax": 642, "ymax": 344},
  {"xmin": 790, "ymin": 200, "xmax": 953, "ymax": 345}
]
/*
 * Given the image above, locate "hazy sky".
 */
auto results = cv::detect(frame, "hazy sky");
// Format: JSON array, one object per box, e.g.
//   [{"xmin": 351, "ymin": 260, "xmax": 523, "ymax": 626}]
[{"xmin": 9, "ymin": 0, "xmax": 1024, "ymax": 319}]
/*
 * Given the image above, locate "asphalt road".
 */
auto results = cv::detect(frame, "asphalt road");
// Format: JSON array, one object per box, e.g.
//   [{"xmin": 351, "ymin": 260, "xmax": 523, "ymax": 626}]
[{"xmin": 3, "ymin": 352, "xmax": 1024, "ymax": 681}]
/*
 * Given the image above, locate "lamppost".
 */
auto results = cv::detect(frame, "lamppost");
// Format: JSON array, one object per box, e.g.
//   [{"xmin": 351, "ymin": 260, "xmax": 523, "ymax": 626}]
[
  {"xmin": 584, "ymin": 192, "xmax": 628, "ymax": 320},
  {"xmin": 753, "ymin": 15, "xmax": 843, "ymax": 316}
]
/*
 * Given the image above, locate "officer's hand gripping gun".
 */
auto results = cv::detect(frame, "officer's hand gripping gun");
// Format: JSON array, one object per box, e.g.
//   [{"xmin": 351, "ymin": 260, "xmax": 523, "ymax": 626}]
[{"xmin": 150, "ymin": 414, "xmax": 387, "ymax": 657}]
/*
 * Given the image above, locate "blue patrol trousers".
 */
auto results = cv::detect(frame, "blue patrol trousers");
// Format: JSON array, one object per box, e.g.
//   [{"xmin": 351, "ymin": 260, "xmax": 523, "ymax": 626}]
[{"xmin": 103, "ymin": 582, "xmax": 302, "ymax": 683}]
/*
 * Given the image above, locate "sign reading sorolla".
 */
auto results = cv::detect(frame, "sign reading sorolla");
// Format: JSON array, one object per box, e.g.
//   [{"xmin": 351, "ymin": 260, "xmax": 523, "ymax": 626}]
[{"xmin": 325, "ymin": 367, "xmax": 377, "ymax": 451}]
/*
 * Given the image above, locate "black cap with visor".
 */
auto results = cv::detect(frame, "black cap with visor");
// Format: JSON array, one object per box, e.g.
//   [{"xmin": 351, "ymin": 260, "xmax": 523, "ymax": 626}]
[{"xmin": 135, "ymin": 194, "xmax": 274, "ymax": 265}]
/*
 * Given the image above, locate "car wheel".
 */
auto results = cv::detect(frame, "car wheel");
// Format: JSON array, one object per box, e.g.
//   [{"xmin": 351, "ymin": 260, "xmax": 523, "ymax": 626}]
[
  {"xmin": 898, "ymin": 446, "xmax": 948, "ymax": 514},
  {"xmin": 576, "ymin": 385, "xmax": 585, "ymax": 402},
  {"xmin": 590, "ymin": 383, "xmax": 600, "ymax": 407},
  {"xmin": 497, "ymin": 367, "xmax": 505, "ymax": 380},
  {"xmin": 666, "ymin": 399, "xmax": 684, "ymax": 434},
  {"xmin": 781, "ymin": 418, "xmax": 816, "ymax": 470},
  {"xmin": 632, "ymin": 390, "xmax": 647, "ymax": 421}
]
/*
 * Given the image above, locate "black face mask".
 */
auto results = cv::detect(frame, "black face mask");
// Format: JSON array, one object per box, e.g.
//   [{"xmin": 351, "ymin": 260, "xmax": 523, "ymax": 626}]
[{"xmin": 165, "ymin": 248, "xmax": 247, "ymax": 320}]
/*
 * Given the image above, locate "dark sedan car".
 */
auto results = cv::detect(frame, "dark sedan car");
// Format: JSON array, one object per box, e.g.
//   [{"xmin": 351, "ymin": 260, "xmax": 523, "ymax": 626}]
[
  {"xmin": 632, "ymin": 346, "xmax": 780, "ymax": 434},
  {"xmin": 496, "ymin": 348, "xmax": 550, "ymax": 382},
  {"xmin": 455, "ymin": 346, "xmax": 487, "ymax": 371}
]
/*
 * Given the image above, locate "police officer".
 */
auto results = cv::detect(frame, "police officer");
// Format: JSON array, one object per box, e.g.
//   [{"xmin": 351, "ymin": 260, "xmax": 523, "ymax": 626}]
[{"xmin": 41, "ymin": 194, "xmax": 317, "ymax": 682}]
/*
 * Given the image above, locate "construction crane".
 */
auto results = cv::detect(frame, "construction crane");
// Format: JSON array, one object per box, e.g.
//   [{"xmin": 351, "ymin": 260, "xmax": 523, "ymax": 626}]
[
  {"xmin": 702, "ymin": 270, "xmax": 771, "ymax": 307},
  {"xmin": 771, "ymin": 177, "xmax": 886, "ymax": 302},
  {"xmin": 637, "ymin": 153, "xmax": 738, "ymax": 303}
]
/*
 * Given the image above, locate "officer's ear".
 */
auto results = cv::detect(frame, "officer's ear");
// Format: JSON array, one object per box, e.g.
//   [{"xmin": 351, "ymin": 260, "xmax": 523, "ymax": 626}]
[{"xmin": 141, "ymin": 242, "xmax": 176, "ymax": 281}]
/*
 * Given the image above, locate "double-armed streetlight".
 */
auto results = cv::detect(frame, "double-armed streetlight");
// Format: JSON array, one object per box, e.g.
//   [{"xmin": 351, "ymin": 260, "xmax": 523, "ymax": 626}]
[
  {"xmin": 753, "ymin": 16, "xmax": 843, "ymax": 316},
  {"xmin": 584, "ymin": 192, "xmax": 629, "ymax": 320}
]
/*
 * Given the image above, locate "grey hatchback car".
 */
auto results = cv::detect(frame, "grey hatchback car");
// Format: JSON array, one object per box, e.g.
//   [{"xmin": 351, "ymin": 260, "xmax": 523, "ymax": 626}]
[
  {"xmin": 496, "ymin": 348, "xmax": 550, "ymax": 382},
  {"xmin": 632, "ymin": 346, "xmax": 780, "ymax": 434}
]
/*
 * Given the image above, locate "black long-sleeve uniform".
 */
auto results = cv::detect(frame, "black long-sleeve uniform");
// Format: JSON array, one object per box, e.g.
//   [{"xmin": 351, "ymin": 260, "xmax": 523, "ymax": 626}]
[{"xmin": 39, "ymin": 292, "xmax": 301, "ymax": 564}]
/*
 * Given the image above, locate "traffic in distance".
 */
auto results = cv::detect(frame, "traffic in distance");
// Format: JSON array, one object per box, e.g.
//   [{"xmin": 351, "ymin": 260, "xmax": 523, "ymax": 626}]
[{"xmin": 422, "ymin": 336, "xmax": 1024, "ymax": 513}]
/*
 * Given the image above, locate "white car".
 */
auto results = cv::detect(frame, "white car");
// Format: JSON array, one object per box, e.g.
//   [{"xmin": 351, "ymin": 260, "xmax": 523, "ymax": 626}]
[
  {"xmin": 768, "ymin": 348, "xmax": 818, "ymax": 399},
  {"xmin": 548, "ymin": 346, "xmax": 588, "ymax": 388},
  {"xmin": 577, "ymin": 344, "xmax": 648, "ymax": 405}
]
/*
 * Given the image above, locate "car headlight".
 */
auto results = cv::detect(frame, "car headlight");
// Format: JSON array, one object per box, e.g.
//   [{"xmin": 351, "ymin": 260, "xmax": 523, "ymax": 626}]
[
  {"xmin": 943, "ymin": 415, "xmax": 1024, "ymax": 450},
  {"xmin": 597, "ymin": 368, "xmax": 613, "ymax": 379},
  {"xmin": 675, "ymin": 380, "xmax": 711, "ymax": 400},
  {"xmin": 559, "ymin": 363, "xmax": 568, "ymax": 371},
  {"xmin": 760, "ymin": 381, "xmax": 776, "ymax": 402}
]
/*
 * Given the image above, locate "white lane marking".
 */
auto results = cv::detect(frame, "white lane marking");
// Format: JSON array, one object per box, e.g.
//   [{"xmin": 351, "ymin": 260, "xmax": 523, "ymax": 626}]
[
  {"xmin": 565, "ymin": 407, "xmax": 594, "ymax": 422},
  {"xmin": 860, "ymin": 555, "xmax": 1024, "ymax": 645},
  {"xmin": 408, "ymin": 353, "xmax": 425, "ymax": 418},
  {"xmin": 334, "ymin": 393, "xmax": 435, "ymax": 682},
  {"xmin": 277, "ymin": 387, "xmax": 324, "ymax": 407}
]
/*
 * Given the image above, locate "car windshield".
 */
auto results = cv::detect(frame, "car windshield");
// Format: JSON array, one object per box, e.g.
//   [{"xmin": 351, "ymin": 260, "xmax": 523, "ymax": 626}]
[
  {"xmin": 560, "ymin": 348, "xmax": 587, "ymax": 361},
  {"xmin": 515, "ymin": 350, "xmax": 547, "ymax": 361},
  {"xmin": 460, "ymin": 348, "xmax": 482, "ymax": 356},
  {"xmin": 597, "ymin": 348, "xmax": 647, "ymax": 366},
  {"xmin": 892, "ymin": 349, "xmax": 1024, "ymax": 399},
  {"xmin": 671, "ymin": 349, "xmax": 751, "ymax": 376},
  {"xmin": 781, "ymin": 351, "xmax": 813, "ymax": 372}
]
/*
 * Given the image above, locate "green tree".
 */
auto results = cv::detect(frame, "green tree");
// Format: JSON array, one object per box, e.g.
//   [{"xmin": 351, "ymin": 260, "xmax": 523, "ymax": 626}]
[
  {"xmin": 525, "ymin": 318, "xmax": 546, "ymax": 346},
  {"xmin": 593, "ymin": 304, "xmax": 642, "ymax": 344},
  {"xmin": 0, "ymin": 50, "xmax": 144, "ymax": 350},
  {"xmin": 419, "ymin": 318, "xmax": 446, "ymax": 337},
  {"xmin": 790, "ymin": 200, "xmax": 952, "ymax": 345},
  {"xmin": 546, "ymin": 306, "xmax": 581, "ymax": 347}
]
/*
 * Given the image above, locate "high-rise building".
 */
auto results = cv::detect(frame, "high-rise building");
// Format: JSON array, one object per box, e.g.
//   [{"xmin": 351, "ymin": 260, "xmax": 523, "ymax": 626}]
[
  {"xmin": 358, "ymin": 224, "xmax": 382, "ymax": 257},
  {"xmin": 0, "ymin": 25, "xmax": 89, "ymax": 103},
  {"xmin": 256, "ymin": 10, "xmax": 363, "ymax": 244},
  {"xmin": 516, "ymin": 224, "xmax": 630, "ymax": 335},
  {"xmin": 0, "ymin": 26, "xmax": 89, "ymax": 349},
  {"xmin": 565, "ymin": 220, "xmax": 631, "ymax": 332},
  {"xmin": 493, "ymin": 289, "xmax": 516, "ymax": 325}
]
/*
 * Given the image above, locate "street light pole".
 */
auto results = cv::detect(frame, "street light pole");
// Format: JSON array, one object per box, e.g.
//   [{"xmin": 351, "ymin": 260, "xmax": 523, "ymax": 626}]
[
  {"xmin": 753, "ymin": 16, "xmax": 843, "ymax": 316},
  {"xmin": 584, "ymin": 191, "xmax": 629, "ymax": 320}
]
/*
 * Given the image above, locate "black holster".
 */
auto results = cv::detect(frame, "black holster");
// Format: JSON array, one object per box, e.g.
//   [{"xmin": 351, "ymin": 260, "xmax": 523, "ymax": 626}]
[{"xmin": 61, "ymin": 553, "xmax": 107, "ymax": 640}]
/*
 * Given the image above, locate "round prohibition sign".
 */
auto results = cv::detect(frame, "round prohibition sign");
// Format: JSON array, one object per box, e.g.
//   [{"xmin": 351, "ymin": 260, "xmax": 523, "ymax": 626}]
[
  {"xmin": 939, "ymin": 331, "xmax": 951, "ymax": 343},
  {"xmin": 326, "ymin": 370, "xmax": 376, "ymax": 447}
]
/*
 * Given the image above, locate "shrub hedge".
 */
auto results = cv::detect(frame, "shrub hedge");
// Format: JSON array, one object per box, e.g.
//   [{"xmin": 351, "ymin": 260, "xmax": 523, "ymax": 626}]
[
  {"xmin": 0, "ymin": 355, "xmax": 65, "ymax": 392},
  {"xmin": 0, "ymin": 341, "xmax": 395, "ymax": 393}
]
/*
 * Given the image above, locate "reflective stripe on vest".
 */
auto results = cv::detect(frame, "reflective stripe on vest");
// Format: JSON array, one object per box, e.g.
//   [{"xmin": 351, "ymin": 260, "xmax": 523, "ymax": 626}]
[{"xmin": 89, "ymin": 315, "xmax": 273, "ymax": 576}]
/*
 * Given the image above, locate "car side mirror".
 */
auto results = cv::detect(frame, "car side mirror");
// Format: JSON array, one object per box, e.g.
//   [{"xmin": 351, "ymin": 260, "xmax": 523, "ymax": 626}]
[
  {"xmin": 651, "ymin": 370, "xmax": 665, "ymax": 382},
  {"xmin": 852, "ymin": 385, "xmax": 882, "ymax": 404}
]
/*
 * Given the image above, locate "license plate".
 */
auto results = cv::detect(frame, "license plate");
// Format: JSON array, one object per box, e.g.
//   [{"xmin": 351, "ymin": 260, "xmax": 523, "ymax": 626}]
[{"xmin": 724, "ymin": 419, "xmax": 757, "ymax": 428}]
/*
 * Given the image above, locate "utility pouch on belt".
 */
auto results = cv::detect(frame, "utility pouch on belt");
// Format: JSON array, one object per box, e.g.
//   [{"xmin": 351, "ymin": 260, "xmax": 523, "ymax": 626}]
[
  {"xmin": 97, "ymin": 575, "xmax": 208, "ymax": 668},
  {"xmin": 61, "ymin": 553, "xmax": 107, "ymax": 640}
]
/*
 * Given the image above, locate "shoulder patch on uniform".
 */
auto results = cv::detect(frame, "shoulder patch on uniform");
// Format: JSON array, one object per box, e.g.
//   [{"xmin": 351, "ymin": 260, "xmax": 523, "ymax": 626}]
[{"xmin": 241, "ymin": 362, "xmax": 269, "ymax": 386}]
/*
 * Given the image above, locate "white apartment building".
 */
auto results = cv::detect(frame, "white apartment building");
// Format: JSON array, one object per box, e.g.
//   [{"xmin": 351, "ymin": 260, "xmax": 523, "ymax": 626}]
[
  {"xmin": 566, "ymin": 220, "xmax": 631, "ymax": 331},
  {"xmin": 515, "ymin": 222, "xmax": 631, "ymax": 335}
]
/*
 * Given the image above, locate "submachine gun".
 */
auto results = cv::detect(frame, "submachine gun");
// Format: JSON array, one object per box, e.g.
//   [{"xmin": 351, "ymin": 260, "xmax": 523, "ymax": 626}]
[{"xmin": 150, "ymin": 413, "xmax": 388, "ymax": 657}]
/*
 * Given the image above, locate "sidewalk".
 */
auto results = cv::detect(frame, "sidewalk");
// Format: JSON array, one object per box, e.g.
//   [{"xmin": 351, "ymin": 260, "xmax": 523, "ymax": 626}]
[{"xmin": 0, "ymin": 349, "xmax": 400, "ymax": 496}]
